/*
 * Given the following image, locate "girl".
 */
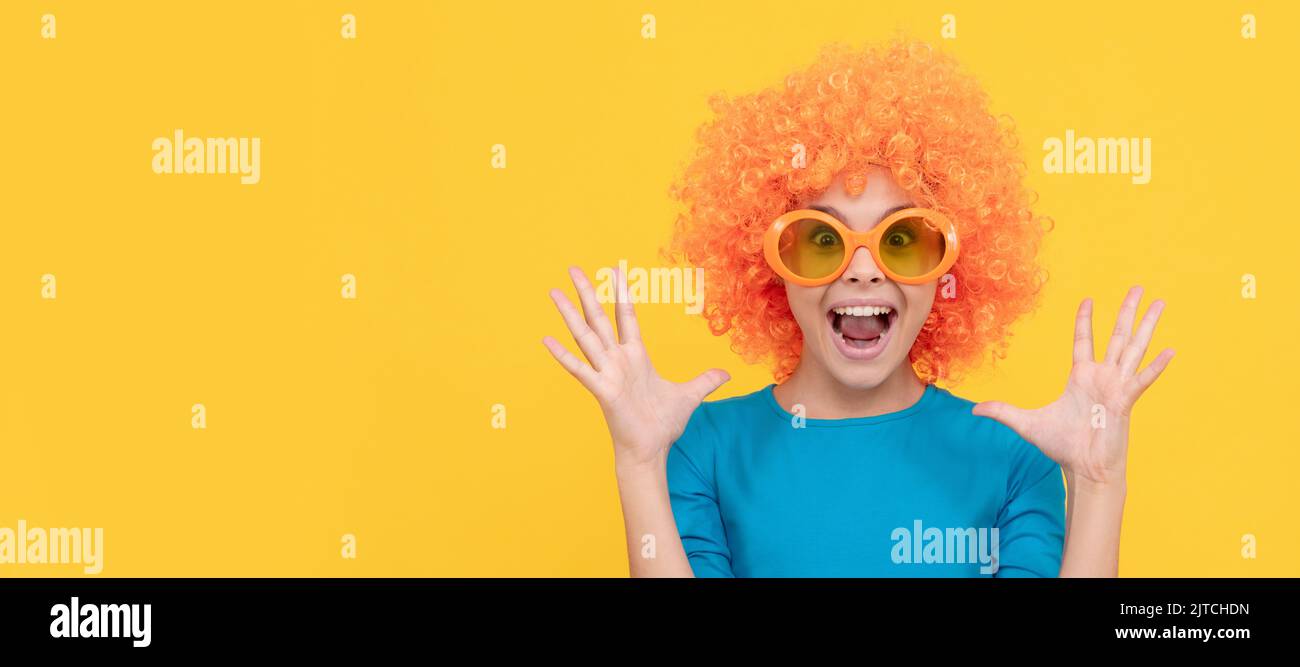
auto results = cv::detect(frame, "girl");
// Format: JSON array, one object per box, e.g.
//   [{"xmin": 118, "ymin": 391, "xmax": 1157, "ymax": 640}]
[{"xmin": 542, "ymin": 39, "xmax": 1173, "ymax": 577}]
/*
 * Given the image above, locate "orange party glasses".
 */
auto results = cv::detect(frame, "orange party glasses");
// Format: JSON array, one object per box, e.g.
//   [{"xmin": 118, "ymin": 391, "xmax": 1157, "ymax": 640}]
[{"xmin": 763, "ymin": 207, "xmax": 960, "ymax": 286}]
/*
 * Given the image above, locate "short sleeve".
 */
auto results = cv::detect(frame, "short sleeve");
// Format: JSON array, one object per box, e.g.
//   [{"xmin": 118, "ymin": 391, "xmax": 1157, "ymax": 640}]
[
  {"xmin": 666, "ymin": 405, "xmax": 735, "ymax": 578},
  {"xmin": 993, "ymin": 435, "xmax": 1066, "ymax": 578}
]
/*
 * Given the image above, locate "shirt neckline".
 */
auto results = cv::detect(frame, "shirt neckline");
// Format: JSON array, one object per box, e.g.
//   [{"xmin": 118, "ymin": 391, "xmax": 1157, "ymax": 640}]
[{"xmin": 760, "ymin": 382, "xmax": 939, "ymax": 428}]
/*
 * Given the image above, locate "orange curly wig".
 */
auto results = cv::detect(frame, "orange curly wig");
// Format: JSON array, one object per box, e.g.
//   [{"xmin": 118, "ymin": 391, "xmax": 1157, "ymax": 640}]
[{"xmin": 668, "ymin": 38, "xmax": 1051, "ymax": 385}]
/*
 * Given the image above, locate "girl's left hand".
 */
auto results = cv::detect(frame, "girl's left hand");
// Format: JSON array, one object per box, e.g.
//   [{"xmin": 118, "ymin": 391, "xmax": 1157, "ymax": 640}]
[{"xmin": 972, "ymin": 286, "xmax": 1174, "ymax": 487}]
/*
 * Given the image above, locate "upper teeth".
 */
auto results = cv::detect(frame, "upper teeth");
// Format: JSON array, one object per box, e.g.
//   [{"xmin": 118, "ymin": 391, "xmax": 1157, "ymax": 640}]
[{"xmin": 833, "ymin": 305, "xmax": 893, "ymax": 316}]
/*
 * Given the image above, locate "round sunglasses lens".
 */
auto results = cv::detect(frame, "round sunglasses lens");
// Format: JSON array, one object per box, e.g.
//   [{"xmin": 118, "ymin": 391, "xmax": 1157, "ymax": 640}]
[
  {"xmin": 778, "ymin": 218, "xmax": 846, "ymax": 280},
  {"xmin": 878, "ymin": 216, "xmax": 947, "ymax": 278}
]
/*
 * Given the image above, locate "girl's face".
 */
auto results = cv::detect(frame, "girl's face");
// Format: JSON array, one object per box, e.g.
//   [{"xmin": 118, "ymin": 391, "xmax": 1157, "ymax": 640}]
[{"xmin": 784, "ymin": 167, "xmax": 936, "ymax": 389}]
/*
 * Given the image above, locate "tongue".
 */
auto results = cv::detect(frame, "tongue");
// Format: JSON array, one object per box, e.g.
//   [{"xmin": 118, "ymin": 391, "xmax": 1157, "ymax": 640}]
[{"xmin": 840, "ymin": 314, "xmax": 886, "ymax": 340}]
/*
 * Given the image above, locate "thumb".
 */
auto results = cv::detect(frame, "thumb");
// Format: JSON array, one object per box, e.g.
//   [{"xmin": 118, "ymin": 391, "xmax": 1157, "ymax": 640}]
[
  {"xmin": 682, "ymin": 369, "xmax": 731, "ymax": 402},
  {"xmin": 972, "ymin": 401, "xmax": 1034, "ymax": 441}
]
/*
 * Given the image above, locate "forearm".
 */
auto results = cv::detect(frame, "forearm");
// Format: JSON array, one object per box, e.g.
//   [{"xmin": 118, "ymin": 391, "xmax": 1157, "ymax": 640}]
[
  {"xmin": 1059, "ymin": 473, "xmax": 1127, "ymax": 577},
  {"xmin": 615, "ymin": 455, "xmax": 695, "ymax": 578}
]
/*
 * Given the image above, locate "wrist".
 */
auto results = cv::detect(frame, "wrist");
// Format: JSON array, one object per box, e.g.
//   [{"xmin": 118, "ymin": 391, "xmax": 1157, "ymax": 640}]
[
  {"xmin": 1070, "ymin": 474, "xmax": 1127, "ymax": 499},
  {"xmin": 614, "ymin": 449, "xmax": 667, "ymax": 482}
]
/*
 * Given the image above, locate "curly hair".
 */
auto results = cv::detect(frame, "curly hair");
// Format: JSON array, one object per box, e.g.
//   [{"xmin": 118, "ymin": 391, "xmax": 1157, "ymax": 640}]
[{"xmin": 667, "ymin": 38, "xmax": 1050, "ymax": 385}]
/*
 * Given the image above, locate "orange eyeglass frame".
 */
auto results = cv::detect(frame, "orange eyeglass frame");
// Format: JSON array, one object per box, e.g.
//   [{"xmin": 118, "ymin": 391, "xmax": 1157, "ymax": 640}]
[{"xmin": 763, "ymin": 207, "xmax": 961, "ymax": 287}]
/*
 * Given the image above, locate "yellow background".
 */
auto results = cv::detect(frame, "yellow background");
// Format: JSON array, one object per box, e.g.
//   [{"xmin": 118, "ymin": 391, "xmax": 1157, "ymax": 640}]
[{"xmin": 1, "ymin": 1, "xmax": 1296, "ymax": 576}]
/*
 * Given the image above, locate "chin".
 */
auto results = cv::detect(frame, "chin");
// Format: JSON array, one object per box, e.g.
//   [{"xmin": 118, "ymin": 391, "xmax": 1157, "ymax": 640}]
[{"xmin": 823, "ymin": 358, "xmax": 898, "ymax": 391}]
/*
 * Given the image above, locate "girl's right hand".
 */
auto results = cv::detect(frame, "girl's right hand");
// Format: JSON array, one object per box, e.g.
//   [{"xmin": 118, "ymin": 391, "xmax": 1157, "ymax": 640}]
[{"xmin": 543, "ymin": 266, "xmax": 731, "ymax": 475}]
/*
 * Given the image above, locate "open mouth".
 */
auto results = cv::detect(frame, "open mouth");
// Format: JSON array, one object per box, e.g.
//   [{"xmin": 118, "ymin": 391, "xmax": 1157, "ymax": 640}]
[{"xmin": 827, "ymin": 304, "xmax": 896, "ymax": 360}]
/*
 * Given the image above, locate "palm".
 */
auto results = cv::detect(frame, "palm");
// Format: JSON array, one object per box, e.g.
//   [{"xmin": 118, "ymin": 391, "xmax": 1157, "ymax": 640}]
[
  {"xmin": 973, "ymin": 287, "xmax": 1175, "ymax": 485},
  {"xmin": 543, "ymin": 267, "xmax": 729, "ymax": 467},
  {"xmin": 587, "ymin": 339, "xmax": 712, "ymax": 456}
]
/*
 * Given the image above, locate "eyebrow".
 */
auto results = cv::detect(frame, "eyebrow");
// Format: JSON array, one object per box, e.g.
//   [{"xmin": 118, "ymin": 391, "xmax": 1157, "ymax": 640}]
[{"xmin": 809, "ymin": 203, "xmax": 912, "ymax": 226}]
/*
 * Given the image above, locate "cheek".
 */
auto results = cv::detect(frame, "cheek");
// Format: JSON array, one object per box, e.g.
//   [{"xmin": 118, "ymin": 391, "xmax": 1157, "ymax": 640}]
[
  {"xmin": 900, "ymin": 284, "xmax": 937, "ymax": 331},
  {"xmin": 784, "ymin": 284, "xmax": 826, "ymax": 328}
]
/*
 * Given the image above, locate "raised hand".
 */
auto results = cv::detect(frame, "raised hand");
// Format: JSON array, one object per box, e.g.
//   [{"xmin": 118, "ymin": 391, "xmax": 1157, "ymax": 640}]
[
  {"xmin": 972, "ymin": 286, "xmax": 1175, "ymax": 486},
  {"xmin": 543, "ymin": 266, "xmax": 730, "ymax": 474}
]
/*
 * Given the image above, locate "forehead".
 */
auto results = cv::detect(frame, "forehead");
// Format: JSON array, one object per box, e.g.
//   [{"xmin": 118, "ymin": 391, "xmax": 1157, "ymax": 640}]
[{"xmin": 804, "ymin": 171, "xmax": 914, "ymax": 232}]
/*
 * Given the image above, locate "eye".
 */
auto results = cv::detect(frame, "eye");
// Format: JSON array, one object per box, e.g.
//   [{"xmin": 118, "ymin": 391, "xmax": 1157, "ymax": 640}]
[
  {"xmin": 809, "ymin": 225, "xmax": 841, "ymax": 248},
  {"xmin": 885, "ymin": 228, "xmax": 915, "ymax": 247}
]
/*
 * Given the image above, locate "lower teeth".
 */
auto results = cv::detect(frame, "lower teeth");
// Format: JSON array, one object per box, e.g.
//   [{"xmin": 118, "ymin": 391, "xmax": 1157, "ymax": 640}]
[{"xmin": 831, "ymin": 313, "xmax": 890, "ymax": 350}]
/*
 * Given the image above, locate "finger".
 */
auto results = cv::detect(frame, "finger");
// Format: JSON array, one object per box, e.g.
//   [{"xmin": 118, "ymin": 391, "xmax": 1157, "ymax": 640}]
[
  {"xmin": 1119, "ymin": 299, "xmax": 1166, "ymax": 377},
  {"xmin": 614, "ymin": 266, "xmax": 642, "ymax": 344},
  {"xmin": 1072, "ymin": 298, "xmax": 1094, "ymax": 365},
  {"xmin": 1131, "ymin": 348, "xmax": 1175, "ymax": 400},
  {"xmin": 972, "ymin": 401, "xmax": 1037, "ymax": 443},
  {"xmin": 542, "ymin": 336, "xmax": 601, "ymax": 391},
  {"xmin": 569, "ymin": 266, "xmax": 618, "ymax": 349},
  {"xmin": 681, "ymin": 369, "xmax": 731, "ymax": 402},
  {"xmin": 1103, "ymin": 286, "xmax": 1144, "ymax": 365},
  {"xmin": 549, "ymin": 288, "xmax": 610, "ymax": 370}
]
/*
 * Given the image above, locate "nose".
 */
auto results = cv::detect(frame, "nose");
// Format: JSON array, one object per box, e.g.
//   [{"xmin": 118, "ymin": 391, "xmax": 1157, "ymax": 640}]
[{"xmin": 840, "ymin": 246, "xmax": 885, "ymax": 285}]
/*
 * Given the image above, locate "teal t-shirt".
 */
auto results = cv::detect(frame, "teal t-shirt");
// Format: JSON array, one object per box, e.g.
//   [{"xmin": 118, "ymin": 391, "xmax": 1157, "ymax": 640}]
[{"xmin": 666, "ymin": 384, "xmax": 1066, "ymax": 577}]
